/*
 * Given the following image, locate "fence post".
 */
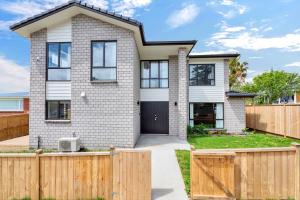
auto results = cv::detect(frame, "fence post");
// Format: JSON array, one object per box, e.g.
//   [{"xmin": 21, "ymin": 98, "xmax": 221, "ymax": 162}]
[
  {"xmin": 284, "ymin": 104, "xmax": 287, "ymax": 137},
  {"xmin": 110, "ymin": 145, "xmax": 115, "ymax": 200},
  {"xmin": 35, "ymin": 149, "xmax": 43, "ymax": 200},
  {"xmin": 190, "ymin": 145, "xmax": 195, "ymax": 200},
  {"xmin": 293, "ymin": 143, "xmax": 300, "ymax": 200}
]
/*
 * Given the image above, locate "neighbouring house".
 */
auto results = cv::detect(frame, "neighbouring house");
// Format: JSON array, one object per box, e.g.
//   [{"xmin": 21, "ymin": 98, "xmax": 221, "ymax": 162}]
[
  {"xmin": 10, "ymin": 1, "xmax": 255, "ymax": 149},
  {"xmin": 276, "ymin": 91, "xmax": 300, "ymax": 104},
  {"xmin": 0, "ymin": 92, "xmax": 29, "ymax": 115}
]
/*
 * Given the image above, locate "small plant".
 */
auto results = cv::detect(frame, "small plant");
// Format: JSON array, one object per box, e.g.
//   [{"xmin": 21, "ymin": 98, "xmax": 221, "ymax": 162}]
[
  {"xmin": 188, "ymin": 124, "xmax": 209, "ymax": 135},
  {"xmin": 11, "ymin": 197, "xmax": 31, "ymax": 200},
  {"xmin": 92, "ymin": 197, "xmax": 105, "ymax": 200}
]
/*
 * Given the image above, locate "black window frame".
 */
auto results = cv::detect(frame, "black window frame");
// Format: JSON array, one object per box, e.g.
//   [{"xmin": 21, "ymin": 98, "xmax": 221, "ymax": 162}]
[
  {"xmin": 140, "ymin": 60, "xmax": 169, "ymax": 89},
  {"xmin": 189, "ymin": 64, "xmax": 215, "ymax": 86},
  {"xmin": 45, "ymin": 100, "xmax": 71, "ymax": 120},
  {"xmin": 189, "ymin": 102, "xmax": 224, "ymax": 129},
  {"xmin": 46, "ymin": 42, "xmax": 71, "ymax": 81},
  {"xmin": 91, "ymin": 40, "xmax": 117, "ymax": 81}
]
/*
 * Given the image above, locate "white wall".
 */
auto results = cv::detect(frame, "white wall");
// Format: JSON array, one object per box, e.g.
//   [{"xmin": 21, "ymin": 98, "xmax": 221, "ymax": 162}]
[
  {"xmin": 188, "ymin": 58, "xmax": 225, "ymax": 103},
  {"xmin": 47, "ymin": 20, "xmax": 71, "ymax": 42},
  {"xmin": 140, "ymin": 89, "xmax": 169, "ymax": 101},
  {"xmin": 46, "ymin": 82, "xmax": 71, "ymax": 100}
]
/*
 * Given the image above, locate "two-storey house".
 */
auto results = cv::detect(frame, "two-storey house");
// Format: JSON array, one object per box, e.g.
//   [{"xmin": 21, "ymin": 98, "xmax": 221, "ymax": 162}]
[{"xmin": 10, "ymin": 1, "xmax": 255, "ymax": 149}]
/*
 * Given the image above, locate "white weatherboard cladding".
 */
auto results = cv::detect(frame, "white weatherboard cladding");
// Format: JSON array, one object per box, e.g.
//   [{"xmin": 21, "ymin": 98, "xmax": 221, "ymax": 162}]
[
  {"xmin": 140, "ymin": 89, "xmax": 169, "ymax": 101},
  {"xmin": 189, "ymin": 59, "xmax": 225, "ymax": 102},
  {"xmin": 46, "ymin": 82, "xmax": 71, "ymax": 100},
  {"xmin": 47, "ymin": 20, "xmax": 71, "ymax": 42}
]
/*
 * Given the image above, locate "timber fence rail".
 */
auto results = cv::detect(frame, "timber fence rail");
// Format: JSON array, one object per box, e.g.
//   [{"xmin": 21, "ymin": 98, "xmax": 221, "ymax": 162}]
[
  {"xmin": 0, "ymin": 113, "xmax": 29, "ymax": 141},
  {"xmin": 190, "ymin": 144, "xmax": 300, "ymax": 200},
  {"xmin": 246, "ymin": 104, "xmax": 300, "ymax": 139},
  {"xmin": 0, "ymin": 148, "xmax": 151, "ymax": 200}
]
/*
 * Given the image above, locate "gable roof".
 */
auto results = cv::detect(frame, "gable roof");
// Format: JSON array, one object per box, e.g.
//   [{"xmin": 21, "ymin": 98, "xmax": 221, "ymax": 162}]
[{"xmin": 10, "ymin": 0, "xmax": 196, "ymax": 47}]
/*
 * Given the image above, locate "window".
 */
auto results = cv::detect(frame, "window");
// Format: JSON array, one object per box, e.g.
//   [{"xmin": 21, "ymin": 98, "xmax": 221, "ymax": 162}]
[
  {"xmin": 141, "ymin": 61, "xmax": 169, "ymax": 88},
  {"xmin": 189, "ymin": 103, "xmax": 224, "ymax": 129},
  {"xmin": 46, "ymin": 101, "xmax": 71, "ymax": 120},
  {"xmin": 91, "ymin": 41, "xmax": 117, "ymax": 81},
  {"xmin": 47, "ymin": 43, "xmax": 71, "ymax": 81},
  {"xmin": 189, "ymin": 64, "xmax": 215, "ymax": 86}
]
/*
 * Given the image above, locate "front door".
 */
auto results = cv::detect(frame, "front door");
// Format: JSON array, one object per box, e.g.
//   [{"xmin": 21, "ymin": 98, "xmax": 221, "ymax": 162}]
[{"xmin": 141, "ymin": 102, "xmax": 169, "ymax": 134}]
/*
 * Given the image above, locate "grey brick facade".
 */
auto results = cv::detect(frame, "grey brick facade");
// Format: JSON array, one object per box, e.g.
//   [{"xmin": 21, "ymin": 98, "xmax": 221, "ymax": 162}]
[
  {"xmin": 169, "ymin": 56, "xmax": 179, "ymax": 136},
  {"xmin": 178, "ymin": 48, "xmax": 188, "ymax": 139},
  {"xmin": 27, "ymin": 12, "xmax": 246, "ymax": 149},
  {"xmin": 29, "ymin": 14, "xmax": 140, "ymax": 148}
]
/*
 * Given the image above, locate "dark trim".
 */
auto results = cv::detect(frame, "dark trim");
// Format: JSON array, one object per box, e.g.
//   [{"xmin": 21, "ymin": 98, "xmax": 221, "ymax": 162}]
[
  {"xmin": 10, "ymin": 0, "xmax": 197, "ymax": 47},
  {"xmin": 189, "ymin": 64, "xmax": 216, "ymax": 86},
  {"xmin": 189, "ymin": 102, "xmax": 224, "ymax": 129},
  {"xmin": 90, "ymin": 40, "xmax": 117, "ymax": 81},
  {"xmin": 188, "ymin": 54, "xmax": 240, "ymax": 58},
  {"xmin": 46, "ymin": 42, "xmax": 71, "ymax": 81},
  {"xmin": 225, "ymin": 91, "xmax": 256, "ymax": 98},
  {"xmin": 45, "ymin": 100, "xmax": 71, "ymax": 120},
  {"xmin": 140, "ymin": 60, "xmax": 169, "ymax": 89}
]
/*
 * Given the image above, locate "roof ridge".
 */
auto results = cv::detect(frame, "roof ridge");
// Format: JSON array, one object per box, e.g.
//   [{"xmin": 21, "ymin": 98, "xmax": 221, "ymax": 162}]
[{"xmin": 10, "ymin": 0, "xmax": 143, "ymax": 30}]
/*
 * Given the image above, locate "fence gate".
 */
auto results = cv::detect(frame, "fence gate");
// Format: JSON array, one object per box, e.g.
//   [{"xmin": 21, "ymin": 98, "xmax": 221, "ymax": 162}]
[
  {"xmin": 112, "ymin": 150, "xmax": 151, "ymax": 200},
  {"xmin": 191, "ymin": 151, "xmax": 236, "ymax": 200}
]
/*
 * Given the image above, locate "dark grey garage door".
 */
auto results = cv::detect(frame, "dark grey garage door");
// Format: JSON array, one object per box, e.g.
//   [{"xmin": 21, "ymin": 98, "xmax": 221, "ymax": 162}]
[{"xmin": 141, "ymin": 102, "xmax": 169, "ymax": 134}]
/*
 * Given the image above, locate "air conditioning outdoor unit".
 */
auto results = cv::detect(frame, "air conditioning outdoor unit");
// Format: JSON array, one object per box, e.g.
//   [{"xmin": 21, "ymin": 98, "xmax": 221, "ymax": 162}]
[{"xmin": 58, "ymin": 137, "xmax": 80, "ymax": 152}]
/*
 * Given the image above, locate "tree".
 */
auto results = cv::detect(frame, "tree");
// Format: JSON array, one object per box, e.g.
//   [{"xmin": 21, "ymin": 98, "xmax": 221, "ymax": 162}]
[
  {"xmin": 229, "ymin": 57, "xmax": 248, "ymax": 89},
  {"xmin": 240, "ymin": 70, "xmax": 300, "ymax": 104}
]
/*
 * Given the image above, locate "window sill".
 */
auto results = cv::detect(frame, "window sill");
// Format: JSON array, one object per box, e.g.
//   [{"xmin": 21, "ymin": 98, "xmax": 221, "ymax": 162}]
[
  {"xmin": 91, "ymin": 80, "xmax": 118, "ymax": 83},
  {"xmin": 45, "ymin": 120, "xmax": 71, "ymax": 123}
]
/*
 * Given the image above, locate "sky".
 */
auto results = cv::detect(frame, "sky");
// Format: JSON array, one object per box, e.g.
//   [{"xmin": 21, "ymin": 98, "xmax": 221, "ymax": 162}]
[{"xmin": 0, "ymin": 0, "xmax": 299, "ymax": 93}]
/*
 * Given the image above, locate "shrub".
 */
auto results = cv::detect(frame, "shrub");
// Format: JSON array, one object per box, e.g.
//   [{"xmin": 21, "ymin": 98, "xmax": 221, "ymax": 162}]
[{"xmin": 187, "ymin": 124, "xmax": 209, "ymax": 135}]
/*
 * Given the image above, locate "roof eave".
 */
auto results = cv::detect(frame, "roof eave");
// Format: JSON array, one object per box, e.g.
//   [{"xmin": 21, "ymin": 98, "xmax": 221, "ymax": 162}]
[{"xmin": 188, "ymin": 53, "xmax": 240, "ymax": 59}]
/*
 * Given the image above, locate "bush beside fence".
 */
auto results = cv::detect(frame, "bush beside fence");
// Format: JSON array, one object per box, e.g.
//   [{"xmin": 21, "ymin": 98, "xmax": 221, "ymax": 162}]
[
  {"xmin": 191, "ymin": 144, "xmax": 300, "ymax": 200},
  {"xmin": 0, "ymin": 149, "xmax": 151, "ymax": 200},
  {"xmin": 0, "ymin": 113, "xmax": 29, "ymax": 141}
]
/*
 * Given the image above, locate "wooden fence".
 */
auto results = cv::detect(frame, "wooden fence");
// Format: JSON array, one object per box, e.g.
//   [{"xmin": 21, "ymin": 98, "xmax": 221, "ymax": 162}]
[
  {"xmin": 0, "ymin": 113, "xmax": 29, "ymax": 141},
  {"xmin": 191, "ymin": 144, "xmax": 300, "ymax": 200},
  {"xmin": 246, "ymin": 105, "xmax": 300, "ymax": 139},
  {"xmin": 0, "ymin": 149, "xmax": 151, "ymax": 200}
]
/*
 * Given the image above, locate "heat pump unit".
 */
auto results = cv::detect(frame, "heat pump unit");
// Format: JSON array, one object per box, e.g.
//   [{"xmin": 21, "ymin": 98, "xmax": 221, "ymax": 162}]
[{"xmin": 58, "ymin": 137, "xmax": 80, "ymax": 152}]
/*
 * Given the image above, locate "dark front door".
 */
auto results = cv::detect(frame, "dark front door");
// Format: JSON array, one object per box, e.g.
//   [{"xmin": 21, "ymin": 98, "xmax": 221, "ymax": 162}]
[{"xmin": 141, "ymin": 102, "xmax": 169, "ymax": 134}]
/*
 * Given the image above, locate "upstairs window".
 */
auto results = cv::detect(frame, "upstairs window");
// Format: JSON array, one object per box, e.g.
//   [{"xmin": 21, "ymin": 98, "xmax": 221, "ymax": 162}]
[
  {"xmin": 91, "ymin": 41, "xmax": 117, "ymax": 81},
  {"xmin": 189, "ymin": 64, "xmax": 215, "ymax": 86},
  {"xmin": 141, "ymin": 61, "xmax": 169, "ymax": 88},
  {"xmin": 47, "ymin": 43, "xmax": 71, "ymax": 81}
]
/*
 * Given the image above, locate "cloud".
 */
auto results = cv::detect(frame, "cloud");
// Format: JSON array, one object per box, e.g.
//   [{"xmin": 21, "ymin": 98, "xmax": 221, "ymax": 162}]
[
  {"xmin": 0, "ymin": 56, "xmax": 29, "ymax": 93},
  {"xmin": 166, "ymin": 3, "xmax": 200, "ymax": 29},
  {"xmin": 284, "ymin": 61, "xmax": 300, "ymax": 67},
  {"xmin": 248, "ymin": 56, "xmax": 263, "ymax": 60},
  {"xmin": 207, "ymin": 23, "xmax": 300, "ymax": 52},
  {"xmin": 112, "ymin": 0, "xmax": 152, "ymax": 17},
  {"xmin": 0, "ymin": 0, "xmax": 109, "ymax": 30},
  {"xmin": 208, "ymin": 0, "xmax": 247, "ymax": 19}
]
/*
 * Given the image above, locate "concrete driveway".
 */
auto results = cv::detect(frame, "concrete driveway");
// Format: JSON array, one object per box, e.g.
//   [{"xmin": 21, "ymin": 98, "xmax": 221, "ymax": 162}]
[{"xmin": 136, "ymin": 135, "xmax": 190, "ymax": 200}]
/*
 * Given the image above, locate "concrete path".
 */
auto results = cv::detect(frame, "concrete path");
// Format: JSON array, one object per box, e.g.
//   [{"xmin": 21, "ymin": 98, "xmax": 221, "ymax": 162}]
[
  {"xmin": 0, "ymin": 135, "xmax": 29, "ymax": 151},
  {"xmin": 136, "ymin": 135, "xmax": 190, "ymax": 200}
]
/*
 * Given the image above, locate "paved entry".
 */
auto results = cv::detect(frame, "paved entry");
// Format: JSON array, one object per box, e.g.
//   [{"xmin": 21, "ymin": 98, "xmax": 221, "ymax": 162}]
[{"xmin": 136, "ymin": 135, "xmax": 190, "ymax": 200}]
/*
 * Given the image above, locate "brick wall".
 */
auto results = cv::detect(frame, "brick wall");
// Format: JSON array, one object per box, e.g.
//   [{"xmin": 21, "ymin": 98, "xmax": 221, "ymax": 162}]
[
  {"xmin": 29, "ymin": 14, "xmax": 138, "ymax": 149},
  {"xmin": 178, "ymin": 48, "xmax": 188, "ymax": 139},
  {"xmin": 169, "ymin": 56, "xmax": 179, "ymax": 136}
]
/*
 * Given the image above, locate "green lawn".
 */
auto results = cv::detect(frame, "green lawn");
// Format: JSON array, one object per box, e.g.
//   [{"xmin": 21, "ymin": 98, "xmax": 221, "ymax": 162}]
[
  {"xmin": 188, "ymin": 132, "xmax": 300, "ymax": 149},
  {"xmin": 176, "ymin": 132, "xmax": 300, "ymax": 194}
]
